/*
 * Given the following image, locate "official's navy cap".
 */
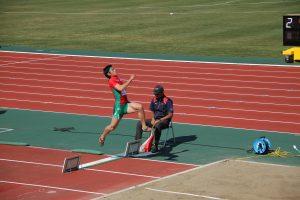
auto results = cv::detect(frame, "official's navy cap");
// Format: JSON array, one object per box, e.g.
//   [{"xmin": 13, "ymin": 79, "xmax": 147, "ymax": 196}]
[{"xmin": 153, "ymin": 85, "xmax": 164, "ymax": 95}]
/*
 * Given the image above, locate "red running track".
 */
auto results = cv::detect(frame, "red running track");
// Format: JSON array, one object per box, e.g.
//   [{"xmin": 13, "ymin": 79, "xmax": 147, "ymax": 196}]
[
  {"xmin": 0, "ymin": 144, "xmax": 196, "ymax": 199},
  {"xmin": 0, "ymin": 51, "xmax": 300, "ymax": 134}
]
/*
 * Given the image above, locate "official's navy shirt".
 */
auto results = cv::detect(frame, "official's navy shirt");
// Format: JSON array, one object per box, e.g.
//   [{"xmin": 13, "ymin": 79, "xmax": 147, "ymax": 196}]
[{"xmin": 150, "ymin": 96, "xmax": 173, "ymax": 121}]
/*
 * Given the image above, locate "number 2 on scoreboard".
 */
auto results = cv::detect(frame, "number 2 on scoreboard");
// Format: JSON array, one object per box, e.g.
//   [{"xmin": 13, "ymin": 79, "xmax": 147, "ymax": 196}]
[{"xmin": 286, "ymin": 17, "xmax": 293, "ymax": 29}]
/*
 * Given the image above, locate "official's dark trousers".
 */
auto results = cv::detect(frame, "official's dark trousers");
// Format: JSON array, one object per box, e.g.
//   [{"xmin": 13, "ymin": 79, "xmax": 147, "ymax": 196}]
[{"xmin": 135, "ymin": 119, "xmax": 169, "ymax": 146}]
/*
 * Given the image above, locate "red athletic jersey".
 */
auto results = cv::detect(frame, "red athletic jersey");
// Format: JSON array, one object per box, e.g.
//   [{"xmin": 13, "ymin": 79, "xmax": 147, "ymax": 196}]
[{"xmin": 108, "ymin": 75, "xmax": 129, "ymax": 105}]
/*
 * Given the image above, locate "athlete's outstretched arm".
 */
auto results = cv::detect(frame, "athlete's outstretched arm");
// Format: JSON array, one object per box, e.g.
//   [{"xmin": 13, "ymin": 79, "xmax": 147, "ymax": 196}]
[{"xmin": 114, "ymin": 75, "xmax": 135, "ymax": 91}]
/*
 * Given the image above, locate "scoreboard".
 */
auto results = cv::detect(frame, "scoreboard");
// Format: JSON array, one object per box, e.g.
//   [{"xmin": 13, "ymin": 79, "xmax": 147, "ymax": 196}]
[{"xmin": 283, "ymin": 15, "xmax": 300, "ymax": 46}]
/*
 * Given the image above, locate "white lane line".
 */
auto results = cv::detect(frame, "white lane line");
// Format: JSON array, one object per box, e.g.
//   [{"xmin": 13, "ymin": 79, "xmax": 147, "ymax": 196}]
[
  {"xmin": 0, "ymin": 74, "xmax": 99, "ymax": 84},
  {"xmin": 1, "ymin": 74, "xmax": 300, "ymax": 95},
  {"xmin": 2, "ymin": 62, "xmax": 300, "ymax": 86},
  {"xmin": 1, "ymin": 54, "xmax": 300, "ymax": 75},
  {"xmin": 1, "ymin": 50, "xmax": 299, "ymax": 68},
  {"xmin": 0, "ymin": 81, "xmax": 300, "ymax": 106},
  {"xmin": 145, "ymin": 187, "xmax": 227, "ymax": 200},
  {"xmin": 1, "ymin": 83, "xmax": 300, "ymax": 107},
  {"xmin": 0, "ymin": 158, "xmax": 159, "ymax": 179},
  {"xmin": 83, "ymin": 168, "xmax": 160, "ymax": 179},
  {"xmin": 0, "ymin": 158, "xmax": 61, "ymax": 167},
  {"xmin": 1, "ymin": 89, "xmax": 300, "ymax": 116},
  {"xmin": 2, "ymin": 67, "xmax": 300, "ymax": 92},
  {"xmin": 0, "ymin": 55, "xmax": 67, "ymax": 67},
  {"xmin": 0, "ymin": 97, "xmax": 110, "ymax": 108},
  {"xmin": 0, "ymin": 128, "xmax": 14, "ymax": 134},
  {"xmin": 1, "ymin": 79, "xmax": 300, "ymax": 101},
  {"xmin": 3, "ymin": 64, "xmax": 300, "ymax": 81},
  {"xmin": 0, "ymin": 54, "xmax": 300, "ymax": 78},
  {"xmin": 0, "ymin": 180, "xmax": 106, "ymax": 195},
  {"xmin": 1, "ymin": 97, "xmax": 300, "ymax": 125}
]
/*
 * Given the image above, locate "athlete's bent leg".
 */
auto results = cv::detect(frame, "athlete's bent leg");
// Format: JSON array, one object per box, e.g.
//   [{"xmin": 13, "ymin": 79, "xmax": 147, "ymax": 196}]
[{"xmin": 127, "ymin": 102, "xmax": 150, "ymax": 131}]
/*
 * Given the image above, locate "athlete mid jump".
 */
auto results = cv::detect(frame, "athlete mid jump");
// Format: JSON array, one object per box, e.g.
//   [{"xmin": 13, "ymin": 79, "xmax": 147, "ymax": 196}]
[{"xmin": 99, "ymin": 65, "xmax": 151, "ymax": 145}]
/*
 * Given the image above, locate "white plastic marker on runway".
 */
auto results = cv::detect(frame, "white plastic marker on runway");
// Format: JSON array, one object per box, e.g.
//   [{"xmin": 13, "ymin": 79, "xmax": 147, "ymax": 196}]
[
  {"xmin": 0, "ymin": 128, "xmax": 14, "ymax": 134},
  {"xmin": 62, "ymin": 139, "xmax": 142, "ymax": 173},
  {"xmin": 293, "ymin": 145, "xmax": 300, "ymax": 153}
]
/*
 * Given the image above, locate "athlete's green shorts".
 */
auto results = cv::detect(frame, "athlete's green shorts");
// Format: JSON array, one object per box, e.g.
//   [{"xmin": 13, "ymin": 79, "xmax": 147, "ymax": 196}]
[{"xmin": 112, "ymin": 103, "xmax": 128, "ymax": 119}]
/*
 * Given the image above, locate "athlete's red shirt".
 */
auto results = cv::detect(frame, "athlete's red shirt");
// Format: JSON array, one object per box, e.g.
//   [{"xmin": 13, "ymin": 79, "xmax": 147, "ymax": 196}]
[{"xmin": 108, "ymin": 75, "xmax": 129, "ymax": 105}]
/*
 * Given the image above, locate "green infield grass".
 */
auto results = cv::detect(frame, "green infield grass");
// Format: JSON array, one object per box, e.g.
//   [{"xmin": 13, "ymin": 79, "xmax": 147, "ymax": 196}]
[{"xmin": 1, "ymin": 0, "xmax": 299, "ymax": 58}]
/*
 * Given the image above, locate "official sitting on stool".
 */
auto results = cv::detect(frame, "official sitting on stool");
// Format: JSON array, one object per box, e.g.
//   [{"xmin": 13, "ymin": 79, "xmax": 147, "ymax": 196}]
[{"xmin": 135, "ymin": 85, "xmax": 174, "ymax": 153}]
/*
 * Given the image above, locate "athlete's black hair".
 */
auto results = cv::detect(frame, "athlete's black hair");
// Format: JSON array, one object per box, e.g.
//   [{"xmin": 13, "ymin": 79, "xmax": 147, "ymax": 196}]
[{"xmin": 103, "ymin": 64, "xmax": 112, "ymax": 79}]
